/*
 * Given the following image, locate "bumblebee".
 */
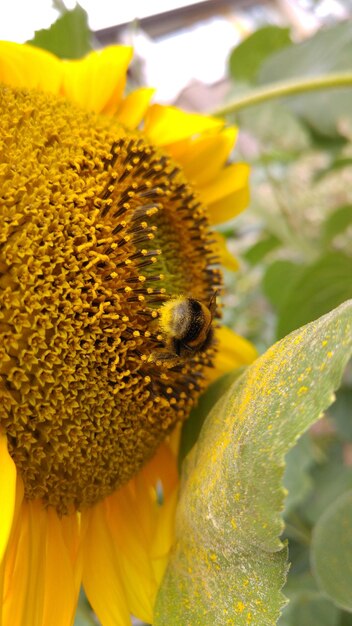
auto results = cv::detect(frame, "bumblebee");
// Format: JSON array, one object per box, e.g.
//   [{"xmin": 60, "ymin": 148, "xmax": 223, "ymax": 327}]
[{"xmin": 154, "ymin": 293, "xmax": 217, "ymax": 366}]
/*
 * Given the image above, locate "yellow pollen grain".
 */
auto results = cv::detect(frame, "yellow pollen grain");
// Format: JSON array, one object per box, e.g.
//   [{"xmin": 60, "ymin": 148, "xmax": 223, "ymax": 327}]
[{"xmin": 298, "ymin": 386, "xmax": 308, "ymax": 396}]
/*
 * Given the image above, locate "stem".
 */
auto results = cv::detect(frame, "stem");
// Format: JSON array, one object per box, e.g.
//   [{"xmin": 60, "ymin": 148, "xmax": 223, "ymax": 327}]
[{"xmin": 214, "ymin": 73, "xmax": 352, "ymax": 116}]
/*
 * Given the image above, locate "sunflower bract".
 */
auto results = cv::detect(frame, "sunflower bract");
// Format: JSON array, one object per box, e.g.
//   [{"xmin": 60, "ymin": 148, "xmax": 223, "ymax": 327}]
[{"xmin": 0, "ymin": 86, "xmax": 221, "ymax": 513}]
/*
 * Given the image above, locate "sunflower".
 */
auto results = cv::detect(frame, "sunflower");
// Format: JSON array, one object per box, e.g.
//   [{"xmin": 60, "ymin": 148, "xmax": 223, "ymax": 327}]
[{"xmin": 0, "ymin": 42, "xmax": 256, "ymax": 626}]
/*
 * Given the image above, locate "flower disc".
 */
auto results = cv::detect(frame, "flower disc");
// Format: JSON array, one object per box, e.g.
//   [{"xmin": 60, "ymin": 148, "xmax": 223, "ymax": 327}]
[{"xmin": 0, "ymin": 86, "xmax": 220, "ymax": 512}]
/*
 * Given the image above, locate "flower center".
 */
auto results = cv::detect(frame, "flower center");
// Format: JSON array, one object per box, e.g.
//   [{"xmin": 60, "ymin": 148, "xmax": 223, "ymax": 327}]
[{"xmin": 0, "ymin": 85, "xmax": 221, "ymax": 513}]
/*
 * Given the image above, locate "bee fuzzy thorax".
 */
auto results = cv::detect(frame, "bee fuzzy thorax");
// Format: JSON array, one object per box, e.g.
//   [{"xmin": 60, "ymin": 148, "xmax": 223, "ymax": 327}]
[
  {"xmin": 157, "ymin": 295, "xmax": 216, "ymax": 363},
  {"xmin": 159, "ymin": 297, "xmax": 193, "ymax": 338}
]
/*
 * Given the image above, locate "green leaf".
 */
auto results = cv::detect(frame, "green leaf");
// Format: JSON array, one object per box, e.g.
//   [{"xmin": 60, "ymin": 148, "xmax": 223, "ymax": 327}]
[
  {"xmin": 328, "ymin": 386, "xmax": 352, "ymax": 441},
  {"xmin": 277, "ymin": 252, "xmax": 352, "ymax": 339},
  {"xmin": 74, "ymin": 590, "xmax": 96, "ymax": 626},
  {"xmin": 315, "ymin": 159, "xmax": 352, "ymax": 182},
  {"xmin": 283, "ymin": 571, "xmax": 318, "ymax": 596},
  {"xmin": 257, "ymin": 22, "xmax": 352, "ymax": 137},
  {"xmin": 303, "ymin": 450, "xmax": 352, "ymax": 527},
  {"xmin": 178, "ymin": 368, "xmax": 244, "ymax": 469},
  {"xmin": 154, "ymin": 301, "xmax": 352, "ymax": 626},
  {"xmin": 238, "ymin": 101, "xmax": 310, "ymax": 154},
  {"xmin": 341, "ymin": 611, "xmax": 352, "ymax": 625},
  {"xmin": 322, "ymin": 205, "xmax": 352, "ymax": 247},
  {"xmin": 244, "ymin": 234, "xmax": 281, "ymax": 265},
  {"xmin": 263, "ymin": 260, "xmax": 303, "ymax": 313},
  {"xmin": 229, "ymin": 26, "xmax": 291, "ymax": 83},
  {"xmin": 279, "ymin": 593, "xmax": 340, "ymax": 626},
  {"xmin": 28, "ymin": 5, "xmax": 91, "ymax": 59},
  {"xmin": 284, "ymin": 434, "xmax": 314, "ymax": 515},
  {"xmin": 311, "ymin": 491, "xmax": 352, "ymax": 612}
]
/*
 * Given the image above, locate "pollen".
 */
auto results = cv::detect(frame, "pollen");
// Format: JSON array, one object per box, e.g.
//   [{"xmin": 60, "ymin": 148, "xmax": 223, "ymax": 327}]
[{"xmin": 0, "ymin": 85, "xmax": 221, "ymax": 513}]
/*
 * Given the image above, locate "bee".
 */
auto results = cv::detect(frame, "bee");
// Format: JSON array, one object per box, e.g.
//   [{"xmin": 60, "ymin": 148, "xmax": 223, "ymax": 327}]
[{"xmin": 152, "ymin": 292, "xmax": 217, "ymax": 366}]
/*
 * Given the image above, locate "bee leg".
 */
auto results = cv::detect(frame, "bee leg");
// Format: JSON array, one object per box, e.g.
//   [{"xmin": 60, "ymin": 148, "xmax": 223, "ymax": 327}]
[
  {"xmin": 180, "ymin": 342, "xmax": 194, "ymax": 353},
  {"xmin": 173, "ymin": 338, "xmax": 182, "ymax": 356}
]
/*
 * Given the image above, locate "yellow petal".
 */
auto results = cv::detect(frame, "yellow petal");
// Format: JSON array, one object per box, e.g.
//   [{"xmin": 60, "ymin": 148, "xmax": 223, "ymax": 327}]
[
  {"xmin": 2, "ymin": 500, "xmax": 47, "ymax": 626},
  {"xmin": 200, "ymin": 163, "xmax": 250, "ymax": 225},
  {"xmin": 100, "ymin": 442, "xmax": 178, "ymax": 623},
  {"xmin": 62, "ymin": 46, "xmax": 132, "ymax": 114},
  {"xmin": 42, "ymin": 508, "xmax": 81, "ymax": 626},
  {"xmin": 212, "ymin": 232, "xmax": 239, "ymax": 272},
  {"xmin": 105, "ymin": 488, "xmax": 156, "ymax": 623},
  {"xmin": 0, "ymin": 435, "xmax": 17, "ymax": 563},
  {"xmin": 139, "ymin": 439, "xmax": 178, "ymax": 499},
  {"xmin": 0, "ymin": 558, "xmax": 4, "ymax": 626},
  {"xmin": 1, "ymin": 500, "xmax": 81, "ymax": 626},
  {"xmin": 60, "ymin": 512, "xmax": 83, "ymax": 594},
  {"xmin": 82, "ymin": 502, "xmax": 131, "ymax": 626},
  {"xmin": 202, "ymin": 162, "xmax": 249, "ymax": 204},
  {"xmin": 116, "ymin": 87, "xmax": 155, "ymax": 129},
  {"xmin": 149, "ymin": 487, "xmax": 178, "ymax": 585},
  {"xmin": 144, "ymin": 104, "xmax": 223, "ymax": 146},
  {"xmin": 212, "ymin": 325, "xmax": 258, "ymax": 382},
  {"xmin": 0, "ymin": 41, "xmax": 62, "ymax": 93},
  {"xmin": 0, "ymin": 457, "xmax": 23, "ymax": 626},
  {"xmin": 208, "ymin": 187, "xmax": 249, "ymax": 225},
  {"xmin": 167, "ymin": 423, "xmax": 182, "ymax": 457},
  {"xmin": 171, "ymin": 127, "xmax": 238, "ymax": 187}
]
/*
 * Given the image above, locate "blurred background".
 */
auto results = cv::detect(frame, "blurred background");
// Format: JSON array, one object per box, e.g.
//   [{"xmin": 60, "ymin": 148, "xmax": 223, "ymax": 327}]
[
  {"xmin": 1, "ymin": 1, "xmax": 351, "ymax": 107},
  {"xmin": 2, "ymin": 2, "xmax": 352, "ymax": 625}
]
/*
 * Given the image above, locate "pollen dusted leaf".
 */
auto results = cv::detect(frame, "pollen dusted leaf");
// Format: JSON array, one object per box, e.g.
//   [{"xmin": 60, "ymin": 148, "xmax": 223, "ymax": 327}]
[
  {"xmin": 178, "ymin": 368, "xmax": 245, "ymax": 470},
  {"xmin": 154, "ymin": 301, "xmax": 352, "ymax": 626}
]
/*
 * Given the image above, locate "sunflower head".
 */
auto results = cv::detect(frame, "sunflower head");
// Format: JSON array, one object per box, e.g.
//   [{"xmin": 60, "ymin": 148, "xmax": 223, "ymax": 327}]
[{"xmin": 0, "ymin": 82, "xmax": 223, "ymax": 513}]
